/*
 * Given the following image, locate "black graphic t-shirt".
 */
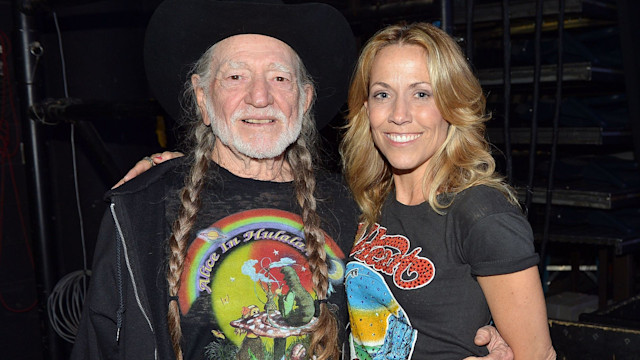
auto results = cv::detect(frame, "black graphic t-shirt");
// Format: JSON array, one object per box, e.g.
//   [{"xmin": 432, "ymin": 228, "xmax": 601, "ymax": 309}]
[
  {"xmin": 171, "ymin": 164, "xmax": 357, "ymax": 360},
  {"xmin": 345, "ymin": 186, "xmax": 539, "ymax": 359}
]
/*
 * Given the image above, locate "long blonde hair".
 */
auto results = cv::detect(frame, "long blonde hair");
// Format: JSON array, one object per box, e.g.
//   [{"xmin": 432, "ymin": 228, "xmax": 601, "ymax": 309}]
[
  {"xmin": 340, "ymin": 22, "xmax": 517, "ymax": 230},
  {"xmin": 166, "ymin": 43, "xmax": 339, "ymax": 360}
]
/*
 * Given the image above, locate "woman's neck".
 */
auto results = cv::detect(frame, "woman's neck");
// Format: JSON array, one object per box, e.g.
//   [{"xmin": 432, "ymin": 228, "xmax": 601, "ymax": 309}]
[{"xmin": 392, "ymin": 172, "xmax": 429, "ymax": 206}]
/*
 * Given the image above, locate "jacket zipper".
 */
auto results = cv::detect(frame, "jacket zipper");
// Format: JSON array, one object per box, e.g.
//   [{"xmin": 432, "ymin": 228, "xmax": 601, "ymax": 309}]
[{"xmin": 110, "ymin": 203, "xmax": 158, "ymax": 359}]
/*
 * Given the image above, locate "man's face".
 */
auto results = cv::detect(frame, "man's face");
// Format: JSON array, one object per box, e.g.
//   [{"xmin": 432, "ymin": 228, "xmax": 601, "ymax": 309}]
[{"xmin": 196, "ymin": 34, "xmax": 313, "ymax": 159}]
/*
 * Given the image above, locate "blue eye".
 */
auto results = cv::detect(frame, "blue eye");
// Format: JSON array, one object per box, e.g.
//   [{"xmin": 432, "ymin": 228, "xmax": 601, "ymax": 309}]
[{"xmin": 374, "ymin": 92, "xmax": 388, "ymax": 99}]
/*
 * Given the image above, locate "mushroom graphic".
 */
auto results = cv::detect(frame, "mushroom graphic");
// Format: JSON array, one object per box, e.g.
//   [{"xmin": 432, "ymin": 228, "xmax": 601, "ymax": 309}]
[{"xmin": 230, "ymin": 309, "xmax": 317, "ymax": 360}]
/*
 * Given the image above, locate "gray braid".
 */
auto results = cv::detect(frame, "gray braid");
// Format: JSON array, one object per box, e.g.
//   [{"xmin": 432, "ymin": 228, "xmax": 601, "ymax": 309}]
[
  {"xmin": 166, "ymin": 44, "xmax": 218, "ymax": 360},
  {"xmin": 287, "ymin": 60, "xmax": 340, "ymax": 359}
]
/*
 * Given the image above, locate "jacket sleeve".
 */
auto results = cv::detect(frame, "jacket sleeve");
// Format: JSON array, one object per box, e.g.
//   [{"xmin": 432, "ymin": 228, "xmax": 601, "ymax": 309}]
[{"xmin": 70, "ymin": 208, "xmax": 123, "ymax": 360}]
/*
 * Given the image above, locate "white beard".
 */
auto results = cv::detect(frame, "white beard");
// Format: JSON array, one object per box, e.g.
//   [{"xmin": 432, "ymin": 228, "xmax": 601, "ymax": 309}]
[{"xmin": 205, "ymin": 101, "xmax": 302, "ymax": 159}]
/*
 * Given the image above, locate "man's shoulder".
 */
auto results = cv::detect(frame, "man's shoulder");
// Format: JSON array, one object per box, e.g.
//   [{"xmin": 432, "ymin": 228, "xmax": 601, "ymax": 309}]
[
  {"xmin": 315, "ymin": 169, "xmax": 346, "ymax": 188},
  {"xmin": 315, "ymin": 170, "xmax": 358, "ymax": 218},
  {"xmin": 104, "ymin": 157, "xmax": 187, "ymax": 201},
  {"xmin": 315, "ymin": 170, "xmax": 352, "ymax": 199}
]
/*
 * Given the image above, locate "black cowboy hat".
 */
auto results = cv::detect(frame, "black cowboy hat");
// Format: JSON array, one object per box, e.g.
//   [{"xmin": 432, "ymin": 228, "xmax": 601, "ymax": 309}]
[{"xmin": 144, "ymin": 0, "xmax": 356, "ymax": 129}]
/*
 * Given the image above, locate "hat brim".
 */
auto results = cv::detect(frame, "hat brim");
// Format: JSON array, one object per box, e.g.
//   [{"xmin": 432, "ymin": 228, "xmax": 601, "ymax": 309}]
[{"xmin": 144, "ymin": 0, "xmax": 356, "ymax": 129}]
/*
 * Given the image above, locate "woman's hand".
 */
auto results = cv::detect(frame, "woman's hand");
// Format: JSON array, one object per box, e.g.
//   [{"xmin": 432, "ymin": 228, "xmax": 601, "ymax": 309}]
[{"xmin": 112, "ymin": 151, "xmax": 184, "ymax": 189}]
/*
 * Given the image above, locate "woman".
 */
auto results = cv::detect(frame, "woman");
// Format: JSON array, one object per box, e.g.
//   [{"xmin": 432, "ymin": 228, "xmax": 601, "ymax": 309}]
[{"xmin": 340, "ymin": 22, "xmax": 556, "ymax": 360}]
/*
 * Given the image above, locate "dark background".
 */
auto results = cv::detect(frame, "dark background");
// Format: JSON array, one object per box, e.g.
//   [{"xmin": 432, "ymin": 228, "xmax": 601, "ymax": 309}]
[{"xmin": 1, "ymin": 0, "xmax": 639, "ymax": 359}]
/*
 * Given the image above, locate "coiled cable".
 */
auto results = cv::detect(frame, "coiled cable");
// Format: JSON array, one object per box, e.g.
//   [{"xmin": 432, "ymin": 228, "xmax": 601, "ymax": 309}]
[{"xmin": 47, "ymin": 270, "xmax": 90, "ymax": 343}]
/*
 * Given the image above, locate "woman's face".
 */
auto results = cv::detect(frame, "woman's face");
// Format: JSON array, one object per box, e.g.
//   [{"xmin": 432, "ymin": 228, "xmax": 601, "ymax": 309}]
[{"xmin": 365, "ymin": 44, "xmax": 449, "ymax": 178}]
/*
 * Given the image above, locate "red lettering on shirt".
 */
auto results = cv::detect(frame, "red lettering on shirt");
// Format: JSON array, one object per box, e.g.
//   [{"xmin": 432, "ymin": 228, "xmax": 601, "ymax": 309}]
[{"xmin": 350, "ymin": 223, "xmax": 435, "ymax": 289}]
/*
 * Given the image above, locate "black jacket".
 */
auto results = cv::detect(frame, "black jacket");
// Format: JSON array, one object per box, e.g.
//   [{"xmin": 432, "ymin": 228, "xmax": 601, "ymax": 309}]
[{"xmin": 71, "ymin": 159, "xmax": 182, "ymax": 360}]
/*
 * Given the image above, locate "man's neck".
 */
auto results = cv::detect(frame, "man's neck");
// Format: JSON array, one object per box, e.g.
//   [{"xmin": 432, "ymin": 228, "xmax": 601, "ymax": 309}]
[{"xmin": 210, "ymin": 140, "xmax": 293, "ymax": 182}]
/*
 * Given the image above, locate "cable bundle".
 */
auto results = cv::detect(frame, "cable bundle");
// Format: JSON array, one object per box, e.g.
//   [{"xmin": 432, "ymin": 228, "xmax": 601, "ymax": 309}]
[{"xmin": 47, "ymin": 270, "xmax": 90, "ymax": 343}]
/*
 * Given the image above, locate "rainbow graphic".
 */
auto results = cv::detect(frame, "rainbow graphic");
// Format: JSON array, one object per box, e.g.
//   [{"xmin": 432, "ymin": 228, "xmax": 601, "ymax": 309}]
[{"xmin": 178, "ymin": 208, "xmax": 345, "ymax": 315}]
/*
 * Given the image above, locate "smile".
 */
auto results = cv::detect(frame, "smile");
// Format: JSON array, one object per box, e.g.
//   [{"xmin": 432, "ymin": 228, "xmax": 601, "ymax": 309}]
[
  {"xmin": 242, "ymin": 119, "xmax": 275, "ymax": 124},
  {"xmin": 386, "ymin": 133, "xmax": 421, "ymax": 143}
]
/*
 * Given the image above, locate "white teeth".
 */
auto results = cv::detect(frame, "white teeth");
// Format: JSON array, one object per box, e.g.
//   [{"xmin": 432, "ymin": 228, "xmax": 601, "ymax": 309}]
[
  {"xmin": 243, "ymin": 119, "xmax": 273, "ymax": 124},
  {"xmin": 386, "ymin": 133, "xmax": 421, "ymax": 143}
]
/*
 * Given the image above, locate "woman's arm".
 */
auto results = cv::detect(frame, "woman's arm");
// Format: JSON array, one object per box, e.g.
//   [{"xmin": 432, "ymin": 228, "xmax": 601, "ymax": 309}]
[{"xmin": 477, "ymin": 266, "xmax": 556, "ymax": 360}]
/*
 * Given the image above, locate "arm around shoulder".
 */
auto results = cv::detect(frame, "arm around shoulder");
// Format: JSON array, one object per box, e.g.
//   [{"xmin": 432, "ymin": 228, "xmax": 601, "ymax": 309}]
[
  {"xmin": 477, "ymin": 266, "xmax": 556, "ymax": 360},
  {"xmin": 112, "ymin": 151, "xmax": 184, "ymax": 189}
]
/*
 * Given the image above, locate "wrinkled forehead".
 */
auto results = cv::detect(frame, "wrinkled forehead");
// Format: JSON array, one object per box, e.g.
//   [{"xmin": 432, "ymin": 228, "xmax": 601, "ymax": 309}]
[{"xmin": 212, "ymin": 34, "xmax": 300, "ymax": 74}]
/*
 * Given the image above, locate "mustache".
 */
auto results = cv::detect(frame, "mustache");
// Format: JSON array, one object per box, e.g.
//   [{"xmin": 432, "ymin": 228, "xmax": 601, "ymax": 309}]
[{"xmin": 230, "ymin": 107, "xmax": 288, "ymax": 123}]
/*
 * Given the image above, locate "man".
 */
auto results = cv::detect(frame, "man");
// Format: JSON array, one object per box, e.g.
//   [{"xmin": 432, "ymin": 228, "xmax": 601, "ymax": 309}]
[
  {"xmin": 74, "ymin": 0, "xmax": 513, "ymax": 359},
  {"xmin": 73, "ymin": 1, "xmax": 357, "ymax": 359}
]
